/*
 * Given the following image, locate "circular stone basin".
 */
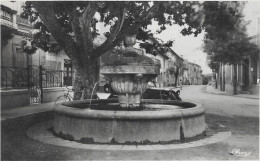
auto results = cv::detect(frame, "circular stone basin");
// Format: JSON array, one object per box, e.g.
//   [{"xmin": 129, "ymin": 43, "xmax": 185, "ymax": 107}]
[{"xmin": 53, "ymin": 99, "xmax": 205, "ymax": 144}]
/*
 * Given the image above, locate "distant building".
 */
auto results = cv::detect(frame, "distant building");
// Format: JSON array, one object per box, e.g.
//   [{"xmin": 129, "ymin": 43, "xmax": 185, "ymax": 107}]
[{"xmin": 188, "ymin": 62, "xmax": 203, "ymax": 85}]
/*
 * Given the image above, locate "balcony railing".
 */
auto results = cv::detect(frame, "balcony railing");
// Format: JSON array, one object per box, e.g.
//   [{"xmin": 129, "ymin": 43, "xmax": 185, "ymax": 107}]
[
  {"xmin": 1, "ymin": 15, "xmax": 12, "ymax": 22},
  {"xmin": 1, "ymin": 66, "xmax": 28, "ymax": 89},
  {"xmin": 1, "ymin": 66, "xmax": 73, "ymax": 90}
]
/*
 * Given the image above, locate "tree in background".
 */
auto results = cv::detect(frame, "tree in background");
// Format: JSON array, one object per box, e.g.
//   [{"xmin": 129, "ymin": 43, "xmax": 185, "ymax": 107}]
[
  {"xmin": 166, "ymin": 58, "xmax": 184, "ymax": 87},
  {"xmin": 202, "ymin": 1, "xmax": 259, "ymax": 94},
  {"xmin": 202, "ymin": 74, "xmax": 213, "ymax": 85},
  {"xmin": 206, "ymin": 59, "xmax": 219, "ymax": 89},
  {"xmin": 21, "ymin": 1, "xmax": 206, "ymax": 99}
]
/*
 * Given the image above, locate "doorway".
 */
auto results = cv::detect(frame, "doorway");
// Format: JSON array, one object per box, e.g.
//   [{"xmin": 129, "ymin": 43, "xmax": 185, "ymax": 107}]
[{"xmin": 64, "ymin": 59, "xmax": 73, "ymax": 86}]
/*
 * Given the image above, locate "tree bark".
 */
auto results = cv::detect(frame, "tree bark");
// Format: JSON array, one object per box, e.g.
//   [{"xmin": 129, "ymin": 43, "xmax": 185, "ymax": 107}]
[
  {"xmin": 73, "ymin": 56, "xmax": 99, "ymax": 100},
  {"xmin": 215, "ymin": 72, "xmax": 218, "ymax": 89},
  {"xmin": 219, "ymin": 62, "xmax": 222, "ymax": 91},
  {"xmin": 233, "ymin": 64, "xmax": 238, "ymax": 95},
  {"xmin": 223, "ymin": 63, "xmax": 225, "ymax": 91},
  {"xmin": 174, "ymin": 73, "xmax": 179, "ymax": 87}
]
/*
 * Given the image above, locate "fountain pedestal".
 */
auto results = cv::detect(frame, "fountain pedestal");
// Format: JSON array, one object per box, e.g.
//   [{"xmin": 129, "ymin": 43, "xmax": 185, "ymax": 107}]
[
  {"xmin": 100, "ymin": 65, "xmax": 159, "ymax": 109},
  {"xmin": 100, "ymin": 34, "xmax": 161, "ymax": 109},
  {"xmin": 118, "ymin": 94, "xmax": 141, "ymax": 108}
]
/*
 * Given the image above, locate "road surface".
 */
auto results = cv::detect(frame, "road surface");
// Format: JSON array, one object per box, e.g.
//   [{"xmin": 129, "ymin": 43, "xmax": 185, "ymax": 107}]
[{"xmin": 181, "ymin": 85, "xmax": 259, "ymax": 118}]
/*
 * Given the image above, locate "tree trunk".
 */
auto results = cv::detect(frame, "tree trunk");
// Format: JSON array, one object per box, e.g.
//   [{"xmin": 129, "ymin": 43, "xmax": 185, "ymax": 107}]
[
  {"xmin": 233, "ymin": 64, "xmax": 238, "ymax": 95},
  {"xmin": 223, "ymin": 64, "xmax": 225, "ymax": 91},
  {"xmin": 174, "ymin": 73, "xmax": 179, "ymax": 87},
  {"xmin": 73, "ymin": 57, "xmax": 99, "ymax": 100},
  {"xmin": 219, "ymin": 62, "xmax": 222, "ymax": 91},
  {"xmin": 215, "ymin": 72, "xmax": 218, "ymax": 89}
]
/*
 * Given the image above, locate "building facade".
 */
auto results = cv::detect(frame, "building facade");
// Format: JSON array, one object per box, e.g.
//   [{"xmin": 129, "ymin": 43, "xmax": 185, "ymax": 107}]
[
  {"xmin": 1, "ymin": 4, "xmax": 71, "ymax": 109},
  {"xmin": 188, "ymin": 62, "xmax": 203, "ymax": 85}
]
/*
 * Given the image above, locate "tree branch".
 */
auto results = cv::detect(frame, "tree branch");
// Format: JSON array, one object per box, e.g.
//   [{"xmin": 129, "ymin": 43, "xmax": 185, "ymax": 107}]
[
  {"xmin": 94, "ymin": 8, "xmax": 126, "ymax": 58},
  {"xmin": 140, "ymin": 3, "xmax": 159, "ymax": 21},
  {"xmin": 94, "ymin": 3, "xmax": 159, "ymax": 58},
  {"xmin": 79, "ymin": 2, "xmax": 99, "ymax": 54},
  {"xmin": 31, "ymin": 2, "xmax": 77, "ymax": 61},
  {"xmin": 69, "ymin": 9, "xmax": 84, "ymax": 45}
]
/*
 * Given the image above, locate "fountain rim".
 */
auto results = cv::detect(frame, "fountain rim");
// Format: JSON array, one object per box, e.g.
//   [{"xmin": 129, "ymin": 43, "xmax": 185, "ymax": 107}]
[
  {"xmin": 100, "ymin": 65, "xmax": 160, "ymax": 74},
  {"xmin": 54, "ymin": 100, "xmax": 205, "ymax": 120}
]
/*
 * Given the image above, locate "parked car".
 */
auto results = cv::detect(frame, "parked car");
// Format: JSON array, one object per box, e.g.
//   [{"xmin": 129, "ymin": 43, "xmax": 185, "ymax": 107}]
[
  {"xmin": 106, "ymin": 88, "xmax": 182, "ymax": 101},
  {"xmin": 142, "ymin": 88, "xmax": 182, "ymax": 101}
]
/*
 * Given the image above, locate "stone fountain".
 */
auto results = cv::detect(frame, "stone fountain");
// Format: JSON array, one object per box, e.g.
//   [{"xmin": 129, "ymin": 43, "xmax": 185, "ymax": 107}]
[
  {"xmin": 53, "ymin": 35, "xmax": 206, "ymax": 144},
  {"xmin": 100, "ymin": 34, "xmax": 160, "ymax": 109}
]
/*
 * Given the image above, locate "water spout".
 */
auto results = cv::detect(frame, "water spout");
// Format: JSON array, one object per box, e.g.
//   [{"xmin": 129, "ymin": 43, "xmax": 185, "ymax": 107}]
[{"xmin": 88, "ymin": 82, "xmax": 99, "ymax": 109}]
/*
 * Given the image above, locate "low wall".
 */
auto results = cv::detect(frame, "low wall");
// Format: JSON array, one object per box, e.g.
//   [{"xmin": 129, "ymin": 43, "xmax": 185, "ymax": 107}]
[
  {"xmin": 42, "ymin": 87, "xmax": 67, "ymax": 103},
  {"xmin": 1, "ymin": 87, "xmax": 67, "ymax": 109},
  {"xmin": 1, "ymin": 89, "xmax": 30, "ymax": 109}
]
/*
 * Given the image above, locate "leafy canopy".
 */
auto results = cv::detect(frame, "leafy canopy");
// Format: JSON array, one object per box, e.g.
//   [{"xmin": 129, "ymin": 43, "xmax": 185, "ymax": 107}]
[
  {"xmin": 20, "ymin": 1, "xmax": 206, "ymax": 61},
  {"xmin": 202, "ymin": 1, "xmax": 259, "ymax": 69}
]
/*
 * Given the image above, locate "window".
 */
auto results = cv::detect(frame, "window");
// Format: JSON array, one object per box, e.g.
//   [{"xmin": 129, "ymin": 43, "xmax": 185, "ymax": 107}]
[{"xmin": 15, "ymin": 47, "xmax": 27, "ymax": 67}]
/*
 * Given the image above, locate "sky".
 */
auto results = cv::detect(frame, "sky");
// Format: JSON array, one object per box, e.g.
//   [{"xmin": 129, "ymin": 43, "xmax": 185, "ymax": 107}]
[
  {"xmin": 147, "ymin": 1, "xmax": 260, "ymax": 74},
  {"xmin": 2, "ymin": 1, "xmax": 260, "ymax": 74}
]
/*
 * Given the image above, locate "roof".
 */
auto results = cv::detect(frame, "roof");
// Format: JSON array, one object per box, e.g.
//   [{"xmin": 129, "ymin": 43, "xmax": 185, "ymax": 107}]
[
  {"xmin": 0, "ymin": 5, "xmax": 17, "ymax": 14},
  {"xmin": 147, "ymin": 35, "xmax": 183, "ymax": 61},
  {"xmin": 168, "ymin": 48, "xmax": 184, "ymax": 61},
  {"xmin": 146, "ymin": 36, "xmax": 176, "ymax": 60},
  {"xmin": 189, "ymin": 62, "xmax": 201, "ymax": 68},
  {"xmin": 249, "ymin": 34, "xmax": 260, "ymax": 40},
  {"xmin": 160, "ymin": 52, "xmax": 169, "ymax": 59}
]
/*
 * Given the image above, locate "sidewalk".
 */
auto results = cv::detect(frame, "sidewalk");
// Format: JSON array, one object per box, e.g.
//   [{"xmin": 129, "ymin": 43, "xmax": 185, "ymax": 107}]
[
  {"xmin": 205, "ymin": 85, "xmax": 259, "ymax": 99},
  {"xmin": 1, "ymin": 102, "xmax": 54, "ymax": 121}
]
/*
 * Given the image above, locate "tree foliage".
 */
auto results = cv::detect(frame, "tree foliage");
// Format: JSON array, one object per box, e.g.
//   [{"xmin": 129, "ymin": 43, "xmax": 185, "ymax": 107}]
[
  {"xmin": 20, "ymin": 40, "xmax": 37, "ymax": 55},
  {"xmin": 202, "ymin": 1, "xmax": 259, "ymax": 94},
  {"xmin": 20, "ymin": 1, "xmax": 205, "ymax": 59},
  {"xmin": 202, "ymin": 1, "xmax": 259, "ymax": 67},
  {"xmin": 19, "ymin": 1, "xmax": 208, "ymax": 99}
]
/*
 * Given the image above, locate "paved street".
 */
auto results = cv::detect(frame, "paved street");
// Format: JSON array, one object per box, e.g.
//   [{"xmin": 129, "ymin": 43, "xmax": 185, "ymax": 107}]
[
  {"xmin": 1, "ymin": 85, "xmax": 259, "ymax": 160},
  {"xmin": 181, "ymin": 85, "xmax": 259, "ymax": 118}
]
